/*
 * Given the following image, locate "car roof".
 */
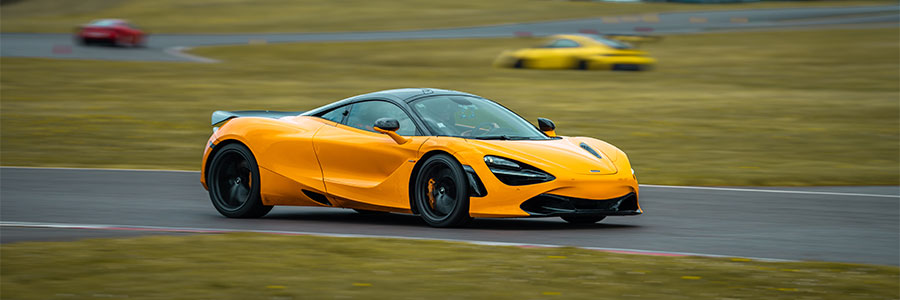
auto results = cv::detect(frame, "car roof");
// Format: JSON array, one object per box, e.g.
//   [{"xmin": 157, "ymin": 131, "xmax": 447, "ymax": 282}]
[
  {"xmin": 549, "ymin": 34, "xmax": 603, "ymax": 45},
  {"xmin": 547, "ymin": 34, "xmax": 637, "ymax": 49},
  {"xmin": 87, "ymin": 19, "xmax": 129, "ymax": 26},
  {"xmin": 301, "ymin": 88, "xmax": 479, "ymax": 116},
  {"xmin": 349, "ymin": 88, "xmax": 477, "ymax": 102}
]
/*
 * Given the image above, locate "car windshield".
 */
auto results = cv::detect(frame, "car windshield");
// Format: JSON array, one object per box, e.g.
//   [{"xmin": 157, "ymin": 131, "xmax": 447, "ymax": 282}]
[
  {"xmin": 89, "ymin": 20, "xmax": 121, "ymax": 27},
  {"xmin": 410, "ymin": 95, "xmax": 549, "ymax": 140},
  {"xmin": 590, "ymin": 36, "xmax": 632, "ymax": 49}
]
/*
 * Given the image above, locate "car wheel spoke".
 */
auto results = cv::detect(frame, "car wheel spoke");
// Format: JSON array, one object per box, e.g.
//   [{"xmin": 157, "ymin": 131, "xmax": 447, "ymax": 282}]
[
  {"xmin": 435, "ymin": 193, "xmax": 454, "ymax": 215},
  {"xmin": 236, "ymin": 183, "xmax": 250, "ymax": 204},
  {"xmin": 228, "ymin": 181, "xmax": 242, "ymax": 206}
]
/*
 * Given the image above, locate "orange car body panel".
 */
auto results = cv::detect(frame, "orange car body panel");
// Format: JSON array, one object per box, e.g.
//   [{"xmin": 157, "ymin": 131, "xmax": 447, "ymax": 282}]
[{"xmin": 313, "ymin": 123, "xmax": 426, "ymax": 212}]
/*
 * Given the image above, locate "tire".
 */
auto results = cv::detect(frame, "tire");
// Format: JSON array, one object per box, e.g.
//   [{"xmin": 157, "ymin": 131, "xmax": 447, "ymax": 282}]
[
  {"xmin": 112, "ymin": 35, "xmax": 129, "ymax": 47},
  {"xmin": 513, "ymin": 59, "xmax": 525, "ymax": 69},
  {"xmin": 576, "ymin": 60, "xmax": 589, "ymax": 70},
  {"xmin": 206, "ymin": 143, "xmax": 273, "ymax": 218},
  {"xmin": 413, "ymin": 154, "xmax": 472, "ymax": 227},
  {"xmin": 561, "ymin": 215, "xmax": 606, "ymax": 224}
]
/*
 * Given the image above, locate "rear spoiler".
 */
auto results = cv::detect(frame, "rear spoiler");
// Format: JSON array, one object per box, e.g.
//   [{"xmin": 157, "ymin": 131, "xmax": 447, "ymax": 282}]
[{"xmin": 211, "ymin": 110, "xmax": 305, "ymax": 126}]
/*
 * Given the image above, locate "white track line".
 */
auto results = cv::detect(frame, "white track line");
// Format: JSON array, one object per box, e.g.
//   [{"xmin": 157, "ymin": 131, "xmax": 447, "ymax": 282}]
[
  {"xmin": 1, "ymin": 166, "xmax": 199, "ymax": 173},
  {"xmin": 0, "ymin": 221, "xmax": 793, "ymax": 262},
  {"xmin": 163, "ymin": 46, "xmax": 220, "ymax": 63},
  {"xmin": 3, "ymin": 166, "xmax": 897, "ymax": 198},
  {"xmin": 641, "ymin": 184, "xmax": 900, "ymax": 198}
]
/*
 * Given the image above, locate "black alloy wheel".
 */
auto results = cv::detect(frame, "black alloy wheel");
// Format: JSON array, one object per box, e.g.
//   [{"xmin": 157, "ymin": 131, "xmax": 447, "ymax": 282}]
[
  {"xmin": 414, "ymin": 154, "xmax": 472, "ymax": 227},
  {"xmin": 207, "ymin": 143, "xmax": 272, "ymax": 218},
  {"xmin": 561, "ymin": 215, "xmax": 606, "ymax": 224}
]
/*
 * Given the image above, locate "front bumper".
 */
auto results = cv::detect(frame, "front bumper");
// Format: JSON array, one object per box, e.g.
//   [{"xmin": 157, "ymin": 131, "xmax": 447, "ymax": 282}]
[{"xmin": 520, "ymin": 192, "xmax": 641, "ymax": 217}]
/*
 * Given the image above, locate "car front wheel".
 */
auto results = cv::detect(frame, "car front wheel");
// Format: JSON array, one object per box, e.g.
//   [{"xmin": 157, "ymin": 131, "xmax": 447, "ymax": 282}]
[{"xmin": 413, "ymin": 154, "xmax": 472, "ymax": 227}]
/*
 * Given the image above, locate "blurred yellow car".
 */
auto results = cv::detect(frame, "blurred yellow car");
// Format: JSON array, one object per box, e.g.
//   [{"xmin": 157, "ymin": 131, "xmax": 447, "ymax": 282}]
[{"xmin": 494, "ymin": 34, "xmax": 656, "ymax": 71}]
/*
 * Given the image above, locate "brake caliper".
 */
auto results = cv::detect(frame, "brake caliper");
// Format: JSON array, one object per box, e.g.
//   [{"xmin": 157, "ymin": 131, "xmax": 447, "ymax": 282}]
[{"xmin": 427, "ymin": 178, "xmax": 436, "ymax": 209}]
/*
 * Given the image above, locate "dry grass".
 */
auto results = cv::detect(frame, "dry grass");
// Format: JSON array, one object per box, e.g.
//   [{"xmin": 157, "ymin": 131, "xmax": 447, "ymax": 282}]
[
  {"xmin": 1, "ymin": 0, "xmax": 896, "ymax": 33},
  {"xmin": 2, "ymin": 233, "xmax": 898, "ymax": 299},
  {"xmin": 1, "ymin": 28, "xmax": 897, "ymax": 185}
]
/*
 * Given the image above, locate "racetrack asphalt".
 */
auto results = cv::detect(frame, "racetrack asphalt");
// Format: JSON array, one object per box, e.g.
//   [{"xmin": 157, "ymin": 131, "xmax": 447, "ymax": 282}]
[
  {"xmin": 2, "ymin": 167, "xmax": 897, "ymax": 266},
  {"xmin": 1, "ymin": 5, "xmax": 897, "ymax": 62}
]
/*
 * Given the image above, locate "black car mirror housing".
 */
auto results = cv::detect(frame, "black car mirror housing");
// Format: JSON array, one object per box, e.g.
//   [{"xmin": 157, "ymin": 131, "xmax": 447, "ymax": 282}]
[{"xmin": 537, "ymin": 118, "xmax": 556, "ymax": 137}]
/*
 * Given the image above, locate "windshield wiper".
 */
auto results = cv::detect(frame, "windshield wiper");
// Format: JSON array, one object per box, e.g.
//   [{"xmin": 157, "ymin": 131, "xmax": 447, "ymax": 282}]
[{"xmin": 473, "ymin": 135, "xmax": 537, "ymax": 140}]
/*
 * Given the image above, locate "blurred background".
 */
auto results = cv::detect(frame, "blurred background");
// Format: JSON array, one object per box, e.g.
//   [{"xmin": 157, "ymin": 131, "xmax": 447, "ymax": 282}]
[{"xmin": 1, "ymin": 0, "xmax": 897, "ymax": 186}]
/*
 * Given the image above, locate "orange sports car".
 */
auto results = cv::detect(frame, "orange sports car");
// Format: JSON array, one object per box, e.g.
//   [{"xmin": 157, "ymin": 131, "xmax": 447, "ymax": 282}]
[{"xmin": 201, "ymin": 88, "xmax": 640, "ymax": 227}]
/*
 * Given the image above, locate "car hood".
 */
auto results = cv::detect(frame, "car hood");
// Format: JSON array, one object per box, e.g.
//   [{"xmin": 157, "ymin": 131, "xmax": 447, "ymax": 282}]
[{"xmin": 465, "ymin": 137, "xmax": 619, "ymax": 175}]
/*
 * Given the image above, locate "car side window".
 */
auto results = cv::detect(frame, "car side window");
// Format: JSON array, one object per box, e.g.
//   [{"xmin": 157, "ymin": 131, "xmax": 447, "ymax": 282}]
[
  {"xmin": 317, "ymin": 105, "xmax": 350, "ymax": 124},
  {"xmin": 345, "ymin": 101, "xmax": 417, "ymax": 136},
  {"xmin": 548, "ymin": 39, "xmax": 580, "ymax": 48}
]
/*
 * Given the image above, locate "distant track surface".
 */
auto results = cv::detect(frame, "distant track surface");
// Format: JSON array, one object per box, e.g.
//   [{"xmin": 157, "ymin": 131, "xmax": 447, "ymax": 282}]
[
  {"xmin": 1, "ymin": 5, "xmax": 897, "ymax": 62},
  {"xmin": 1, "ymin": 167, "xmax": 897, "ymax": 266}
]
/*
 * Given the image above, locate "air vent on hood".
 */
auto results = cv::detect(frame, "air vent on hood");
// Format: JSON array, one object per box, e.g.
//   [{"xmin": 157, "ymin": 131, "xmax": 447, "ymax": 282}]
[{"xmin": 580, "ymin": 142, "xmax": 602, "ymax": 159}]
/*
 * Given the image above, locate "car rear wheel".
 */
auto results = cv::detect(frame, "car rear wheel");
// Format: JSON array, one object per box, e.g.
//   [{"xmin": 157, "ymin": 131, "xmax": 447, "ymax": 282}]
[
  {"xmin": 113, "ymin": 35, "xmax": 133, "ymax": 47},
  {"xmin": 561, "ymin": 215, "xmax": 606, "ymax": 224},
  {"xmin": 513, "ymin": 59, "xmax": 526, "ymax": 69},
  {"xmin": 413, "ymin": 154, "xmax": 472, "ymax": 227},
  {"xmin": 577, "ymin": 60, "xmax": 589, "ymax": 70},
  {"xmin": 207, "ymin": 143, "xmax": 272, "ymax": 218}
]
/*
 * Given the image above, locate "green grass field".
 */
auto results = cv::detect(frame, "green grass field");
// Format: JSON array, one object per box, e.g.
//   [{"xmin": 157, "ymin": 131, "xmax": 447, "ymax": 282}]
[
  {"xmin": 2, "ymin": 28, "xmax": 897, "ymax": 185},
  {"xmin": 2, "ymin": 233, "xmax": 897, "ymax": 299},
  {"xmin": 1, "ymin": 0, "xmax": 896, "ymax": 33}
]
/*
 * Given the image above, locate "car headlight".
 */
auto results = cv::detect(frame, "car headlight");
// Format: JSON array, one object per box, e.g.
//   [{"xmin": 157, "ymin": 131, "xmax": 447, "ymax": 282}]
[
  {"xmin": 484, "ymin": 155, "xmax": 555, "ymax": 186},
  {"xmin": 484, "ymin": 156, "xmax": 520, "ymax": 170}
]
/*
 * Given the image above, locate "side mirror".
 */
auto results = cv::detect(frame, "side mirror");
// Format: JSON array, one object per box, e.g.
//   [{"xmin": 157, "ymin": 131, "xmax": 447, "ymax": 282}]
[
  {"xmin": 373, "ymin": 118, "xmax": 408, "ymax": 144},
  {"xmin": 374, "ymin": 118, "xmax": 400, "ymax": 132},
  {"xmin": 537, "ymin": 118, "xmax": 556, "ymax": 137}
]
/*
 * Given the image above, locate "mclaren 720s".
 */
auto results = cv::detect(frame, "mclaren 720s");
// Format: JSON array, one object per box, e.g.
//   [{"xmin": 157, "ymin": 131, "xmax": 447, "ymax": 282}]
[{"xmin": 201, "ymin": 88, "xmax": 641, "ymax": 227}]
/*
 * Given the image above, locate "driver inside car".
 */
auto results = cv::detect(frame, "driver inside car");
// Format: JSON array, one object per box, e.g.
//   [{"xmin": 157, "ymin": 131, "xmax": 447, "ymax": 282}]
[{"xmin": 423, "ymin": 100, "xmax": 462, "ymax": 136}]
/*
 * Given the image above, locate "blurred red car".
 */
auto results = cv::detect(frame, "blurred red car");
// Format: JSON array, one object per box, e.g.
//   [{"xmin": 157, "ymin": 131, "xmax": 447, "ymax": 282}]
[{"xmin": 76, "ymin": 19, "xmax": 146, "ymax": 47}]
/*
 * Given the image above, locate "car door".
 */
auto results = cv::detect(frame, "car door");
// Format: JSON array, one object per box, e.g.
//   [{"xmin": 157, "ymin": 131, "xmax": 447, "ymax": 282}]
[
  {"xmin": 532, "ymin": 38, "xmax": 582, "ymax": 68},
  {"xmin": 312, "ymin": 100, "xmax": 428, "ymax": 210}
]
